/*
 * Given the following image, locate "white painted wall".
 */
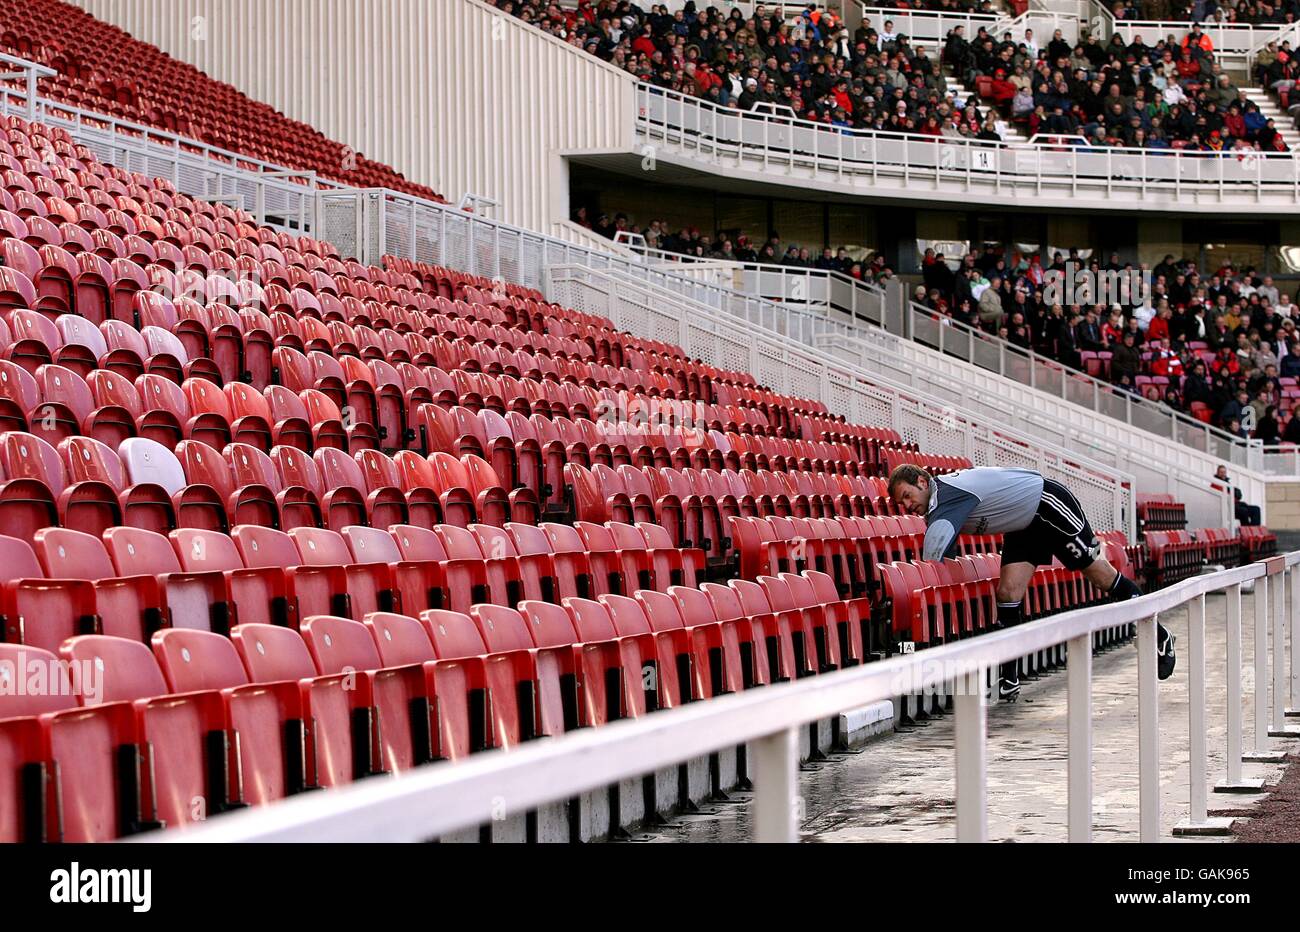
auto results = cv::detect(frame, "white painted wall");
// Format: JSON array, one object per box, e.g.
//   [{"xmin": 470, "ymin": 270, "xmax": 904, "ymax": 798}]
[{"xmin": 69, "ymin": 0, "xmax": 636, "ymax": 231}]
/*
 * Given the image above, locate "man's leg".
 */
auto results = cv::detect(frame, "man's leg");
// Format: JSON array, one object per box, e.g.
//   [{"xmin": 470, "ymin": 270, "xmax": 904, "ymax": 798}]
[
  {"xmin": 1082, "ymin": 556, "xmax": 1176, "ymax": 679},
  {"xmin": 995, "ymin": 561, "xmax": 1036, "ymax": 701}
]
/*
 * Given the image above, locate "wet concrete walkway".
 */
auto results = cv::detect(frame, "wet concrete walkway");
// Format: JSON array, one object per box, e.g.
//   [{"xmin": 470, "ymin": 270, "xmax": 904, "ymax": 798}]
[{"xmin": 637, "ymin": 588, "xmax": 1296, "ymax": 843}]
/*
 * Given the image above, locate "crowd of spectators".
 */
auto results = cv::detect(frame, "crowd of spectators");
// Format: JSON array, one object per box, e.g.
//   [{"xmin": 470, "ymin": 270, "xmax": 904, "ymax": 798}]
[
  {"xmin": 945, "ymin": 21, "xmax": 1289, "ymax": 150},
  {"xmin": 914, "ymin": 247, "xmax": 1300, "ymax": 443},
  {"xmin": 498, "ymin": 1, "xmax": 1291, "ymax": 152},
  {"xmin": 1109, "ymin": 0, "xmax": 1300, "ymax": 23},
  {"xmin": 572, "ymin": 206, "xmax": 892, "ymax": 279}
]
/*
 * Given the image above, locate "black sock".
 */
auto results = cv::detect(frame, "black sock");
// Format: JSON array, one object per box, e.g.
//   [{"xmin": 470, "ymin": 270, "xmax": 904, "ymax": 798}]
[
  {"xmin": 998, "ymin": 603, "xmax": 1023, "ymax": 685},
  {"xmin": 1108, "ymin": 572, "xmax": 1142, "ymax": 602}
]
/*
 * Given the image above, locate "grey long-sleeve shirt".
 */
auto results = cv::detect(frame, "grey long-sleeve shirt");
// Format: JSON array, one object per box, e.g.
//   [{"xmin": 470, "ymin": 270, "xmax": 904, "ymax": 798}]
[{"xmin": 923, "ymin": 467, "xmax": 1045, "ymax": 561}]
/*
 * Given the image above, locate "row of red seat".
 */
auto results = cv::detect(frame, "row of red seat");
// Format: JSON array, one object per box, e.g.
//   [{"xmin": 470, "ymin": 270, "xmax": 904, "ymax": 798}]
[
  {"xmin": 877, "ymin": 536, "xmax": 1132, "ymax": 651},
  {"xmin": 0, "ymin": 263, "xmax": 819, "ymax": 445},
  {"xmin": 0, "ymin": 345, "xmax": 790, "ymax": 468},
  {"xmin": 1143, "ymin": 530, "xmax": 1204, "ymax": 586},
  {"xmin": 0, "ymin": 262, "xmax": 765, "ymax": 412},
  {"xmin": 0, "ymin": 429, "xmax": 545, "ymax": 544},
  {"xmin": 0, "ymin": 558, "xmax": 869, "ymax": 840},
  {"xmin": 1136, "ymin": 494, "xmax": 1188, "ymax": 533},
  {"xmin": 877, "ymin": 448, "xmax": 969, "ymax": 479},
  {"xmin": 1238, "ymin": 525, "xmax": 1279, "ymax": 562},
  {"xmin": 1191, "ymin": 527, "xmax": 1244, "ymax": 567},
  {"xmin": 0, "ymin": 517, "xmax": 708, "ymax": 653},
  {"xmin": 0, "ymin": 422, "xmax": 929, "ymax": 577}
]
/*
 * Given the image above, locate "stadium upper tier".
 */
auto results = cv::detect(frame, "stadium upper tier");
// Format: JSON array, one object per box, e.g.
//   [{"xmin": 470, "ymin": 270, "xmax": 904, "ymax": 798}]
[{"xmin": 0, "ymin": 0, "xmax": 442, "ymax": 200}]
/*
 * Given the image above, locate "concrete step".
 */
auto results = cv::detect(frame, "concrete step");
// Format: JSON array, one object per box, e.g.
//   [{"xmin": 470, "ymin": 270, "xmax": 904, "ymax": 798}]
[
  {"xmin": 1240, "ymin": 88, "xmax": 1300, "ymax": 147},
  {"xmin": 941, "ymin": 71, "xmax": 1030, "ymax": 142}
]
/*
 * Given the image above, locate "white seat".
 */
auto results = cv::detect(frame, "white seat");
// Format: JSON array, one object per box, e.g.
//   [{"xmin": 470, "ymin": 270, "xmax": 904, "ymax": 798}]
[
  {"xmin": 118, "ymin": 436, "xmax": 186, "ymax": 495},
  {"xmin": 141, "ymin": 325, "xmax": 190, "ymax": 365},
  {"xmin": 56, "ymin": 315, "xmax": 109, "ymax": 358}
]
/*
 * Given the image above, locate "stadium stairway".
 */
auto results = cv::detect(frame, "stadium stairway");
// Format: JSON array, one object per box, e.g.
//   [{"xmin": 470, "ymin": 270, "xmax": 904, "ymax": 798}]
[
  {"xmin": 1240, "ymin": 87, "xmax": 1300, "ymax": 150},
  {"xmin": 942, "ymin": 70, "xmax": 1031, "ymax": 144}
]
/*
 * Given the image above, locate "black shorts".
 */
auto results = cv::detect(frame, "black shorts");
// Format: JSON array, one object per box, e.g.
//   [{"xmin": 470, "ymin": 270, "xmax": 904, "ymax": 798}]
[{"xmin": 1000, "ymin": 478, "xmax": 1101, "ymax": 571}]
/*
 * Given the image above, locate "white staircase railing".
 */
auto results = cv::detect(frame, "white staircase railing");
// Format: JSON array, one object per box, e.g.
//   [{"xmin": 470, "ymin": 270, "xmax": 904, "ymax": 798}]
[
  {"xmin": 634, "ymin": 83, "xmax": 1300, "ymax": 208},
  {"xmin": 906, "ymin": 304, "xmax": 1254, "ymax": 466},
  {"xmin": 819, "ymin": 324, "xmax": 1238, "ymax": 529},
  {"xmin": 861, "ymin": 4, "xmax": 1081, "ymax": 46},
  {"xmin": 549, "ymin": 264, "xmax": 1135, "ymax": 536}
]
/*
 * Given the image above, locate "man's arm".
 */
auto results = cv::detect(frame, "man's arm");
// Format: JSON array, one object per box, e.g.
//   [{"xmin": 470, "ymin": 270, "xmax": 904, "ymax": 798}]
[{"xmin": 923, "ymin": 481, "xmax": 981, "ymax": 561}]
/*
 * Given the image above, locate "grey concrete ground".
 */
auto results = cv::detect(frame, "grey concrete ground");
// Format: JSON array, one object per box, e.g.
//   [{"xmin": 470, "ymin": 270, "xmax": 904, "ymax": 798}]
[{"xmin": 635, "ymin": 587, "xmax": 1297, "ymax": 843}]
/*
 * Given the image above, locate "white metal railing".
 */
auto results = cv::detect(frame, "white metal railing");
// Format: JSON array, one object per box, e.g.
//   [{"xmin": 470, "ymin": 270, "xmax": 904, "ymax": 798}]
[
  {"xmin": 0, "ymin": 52, "xmax": 55, "ymax": 122},
  {"xmin": 549, "ymin": 264, "xmax": 1134, "ymax": 535},
  {"xmin": 144, "ymin": 553, "xmax": 1300, "ymax": 842},
  {"xmin": 861, "ymin": 5, "xmax": 1081, "ymax": 47},
  {"xmin": 635, "ymin": 81, "xmax": 1300, "ymax": 208},
  {"xmin": 1260, "ymin": 443, "xmax": 1300, "ymax": 476},
  {"xmin": 860, "ymin": 6, "xmax": 1002, "ymax": 44},
  {"xmin": 1110, "ymin": 19, "xmax": 1294, "ymax": 70},
  {"xmin": 821, "ymin": 324, "xmax": 1241, "ymax": 529},
  {"xmin": 351, "ymin": 187, "xmax": 892, "ymax": 330},
  {"xmin": 906, "ymin": 305, "xmax": 1256, "ymax": 466},
  {"xmin": 0, "ymin": 73, "xmax": 321, "ymax": 231},
  {"xmin": 611, "ymin": 234, "xmax": 890, "ymax": 329}
]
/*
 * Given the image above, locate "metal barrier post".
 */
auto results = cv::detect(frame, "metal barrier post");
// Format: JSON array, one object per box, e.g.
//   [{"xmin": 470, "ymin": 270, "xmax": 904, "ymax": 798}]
[
  {"xmin": 1137, "ymin": 614, "xmax": 1161, "ymax": 842},
  {"xmin": 1067, "ymin": 633, "xmax": 1092, "ymax": 841},
  {"xmin": 1245, "ymin": 573, "xmax": 1286, "ymax": 762},
  {"xmin": 1290, "ymin": 565, "xmax": 1300, "ymax": 719},
  {"xmin": 1216, "ymin": 582, "xmax": 1264, "ymax": 792},
  {"xmin": 1270, "ymin": 561, "xmax": 1300, "ymax": 737},
  {"xmin": 954, "ymin": 668, "xmax": 988, "ymax": 842},
  {"xmin": 1175, "ymin": 594, "xmax": 1234, "ymax": 835},
  {"xmin": 753, "ymin": 727, "xmax": 799, "ymax": 843}
]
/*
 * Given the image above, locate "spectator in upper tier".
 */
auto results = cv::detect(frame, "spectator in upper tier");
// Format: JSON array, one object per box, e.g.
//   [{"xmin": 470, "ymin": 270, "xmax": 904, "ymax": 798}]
[
  {"xmin": 1110, "ymin": 330, "xmax": 1142, "ymax": 383},
  {"xmin": 1256, "ymin": 405, "xmax": 1280, "ymax": 443},
  {"xmin": 1075, "ymin": 307, "xmax": 1105, "ymax": 352},
  {"xmin": 1219, "ymin": 387, "xmax": 1252, "ymax": 428}
]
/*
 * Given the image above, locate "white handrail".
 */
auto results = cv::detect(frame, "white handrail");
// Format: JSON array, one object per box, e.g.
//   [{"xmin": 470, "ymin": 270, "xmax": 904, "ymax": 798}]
[
  {"xmin": 551, "ymin": 264, "xmax": 1135, "ymax": 535},
  {"xmin": 635, "ymin": 83, "xmax": 1300, "ymax": 209},
  {"xmin": 905, "ymin": 304, "xmax": 1253, "ymax": 462},
  {"xmin": 140, "ymin": 553, "xmax": 1300, "ymax": 842}
]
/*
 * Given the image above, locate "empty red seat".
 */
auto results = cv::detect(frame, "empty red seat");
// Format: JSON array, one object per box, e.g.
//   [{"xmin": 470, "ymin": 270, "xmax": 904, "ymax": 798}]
[
  {"xmin": 151, "ymin": 628, "xmax": 311, "ymax": 803},
  {"xmin": 60, "ymin": 635, "xmax": 233, "ymax": 833}
]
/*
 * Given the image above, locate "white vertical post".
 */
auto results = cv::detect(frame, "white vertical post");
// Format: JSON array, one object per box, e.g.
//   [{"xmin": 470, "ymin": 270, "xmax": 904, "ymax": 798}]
[
  {"xmin": 1137, "ymin": 614, "xmax": 1161, "ymax": 842},
  {"xmin": 1272, "ymin": 564, "xmax": 1287, "ymax": 733},
  {"xmin": 1216, "ymin": 583, "xmax": 1261, "ymax": 791},
  {"xmin": 1067, "ymin": 633, "xmax": 1092, "ymax": 842},
  {"xmin": 1175, "ymin": 594, "xmax": 1234, "ymax": 833},
  {"xmin": 752, "ymin": 727, "xmax": 798, "ymax": 843},
  {"xmin": 954, "ymin": 669, "xmax": 987, "ymax": 843},
  {"xmin": 1290, "ymin": 565, "xmax": 1300, "ymax": 717},
  {"xmin": 1253, "ymin": 575, "xmax": 1270, "ymax": 754},
  {"xmin": 1188, "ymin": 595, "xmax": 1208, "ymax": 819}
]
